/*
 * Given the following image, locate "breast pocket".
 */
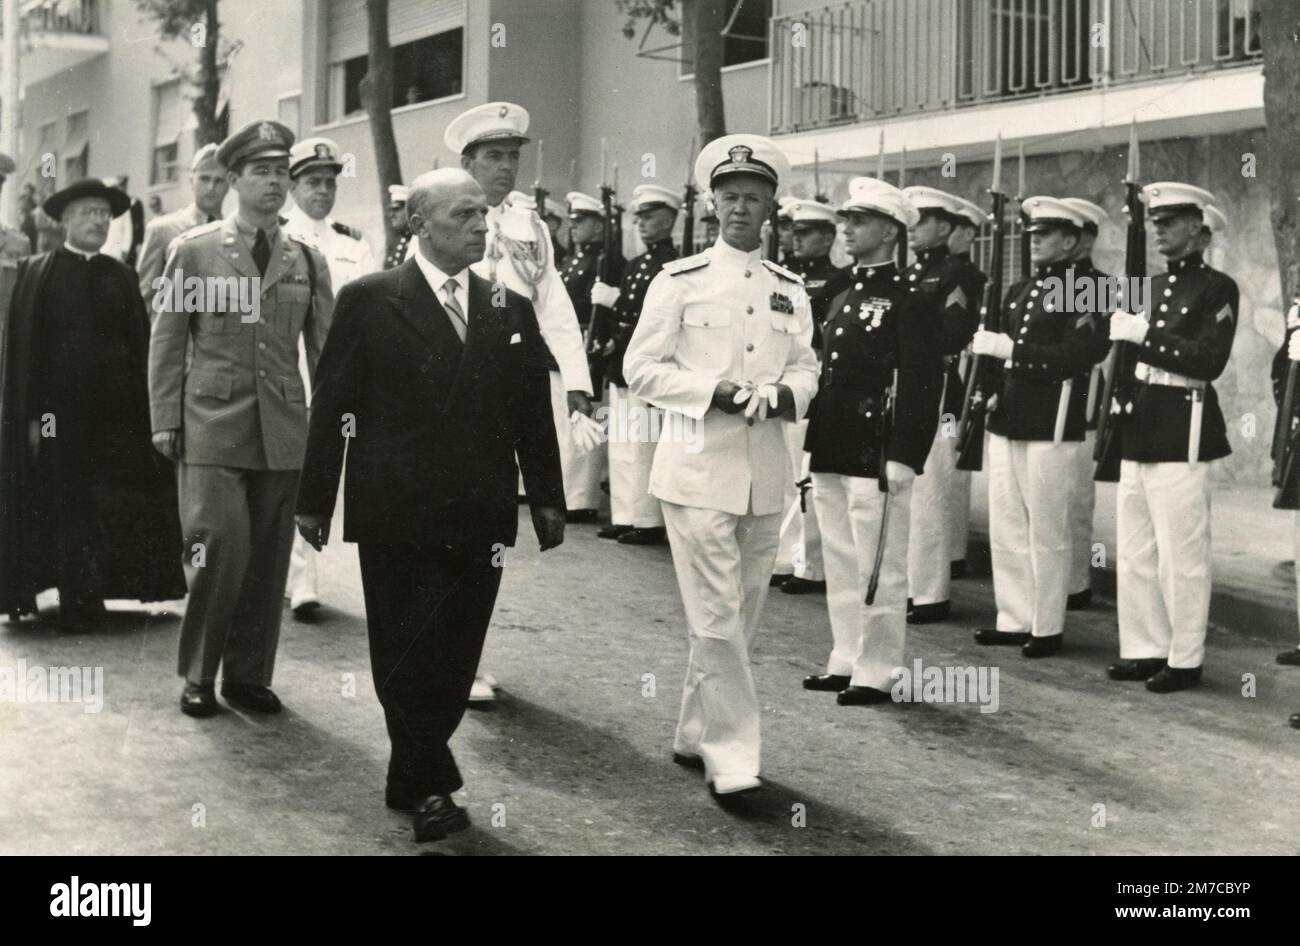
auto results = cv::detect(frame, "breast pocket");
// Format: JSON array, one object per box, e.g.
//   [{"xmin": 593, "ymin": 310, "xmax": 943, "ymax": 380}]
[
  {"xmin": 681, "ymin": 304, "xmax": 733, "ymax": 371},
  {"xmin": 273, "ymin": 283, "xmax": 312, "ymax": 340}
]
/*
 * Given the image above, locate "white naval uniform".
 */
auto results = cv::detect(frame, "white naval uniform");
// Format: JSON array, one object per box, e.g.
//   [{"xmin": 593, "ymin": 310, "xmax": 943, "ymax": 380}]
[
  {"xmin": 625, "ymin": 239, "xmax": 819, "ymax": 784},
  {"xmin": 607, "ymin": 383, "xmax": 664, "ymax": 527},
  {"xmin": 773, "ymin": 417, "xmax": 824, "ymax": 581},
  {"xmin": 948, "ymin": 467, "xmax": 971, "ymax": 565},
  {"xmin": 281, "ymin": 203, "xmax": 377, "ymax": 608},
  {"xmin": 908, "ymin": 422, "xmax": 958, "ymax": 606},
  {"xmin": 1069, "ymin": 427, "xmax": 1098, "ymax": 595},
  {"xmin": 476, "ymin": 199, "xmax": 595, "ymax": 510}
]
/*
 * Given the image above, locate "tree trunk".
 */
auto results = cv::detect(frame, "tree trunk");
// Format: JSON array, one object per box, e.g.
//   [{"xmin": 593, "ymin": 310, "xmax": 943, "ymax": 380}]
[
  {"xmin": 1261, "ymin": 3, "xmax": 1300, "ymax": 303},
  {"xmin": 361, "ymin": 0, "xmax": 403, "ymax": 257},
  {"xmin": 692, "ymin": 0, "xmax": 727, "ymax": 145},
  {"xmin": 193, "ymin": 0, "xmax": 223, "ymax": 145}
]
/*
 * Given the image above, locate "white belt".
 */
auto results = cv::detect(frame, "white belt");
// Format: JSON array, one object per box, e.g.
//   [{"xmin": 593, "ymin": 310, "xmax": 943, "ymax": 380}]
[{"xmin": 1135, "ymin": 363, "xmax": 1205, "ymax": 391}]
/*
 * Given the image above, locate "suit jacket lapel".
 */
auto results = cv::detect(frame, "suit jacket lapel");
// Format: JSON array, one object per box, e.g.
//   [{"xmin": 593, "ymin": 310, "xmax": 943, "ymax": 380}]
[
  {"xmin": 260, "ymin": 227, "xmax": 296, "ymax": 293},
  {"xmin": 396, "ymin": 257, "xmax": 462, "ymax": 354}
]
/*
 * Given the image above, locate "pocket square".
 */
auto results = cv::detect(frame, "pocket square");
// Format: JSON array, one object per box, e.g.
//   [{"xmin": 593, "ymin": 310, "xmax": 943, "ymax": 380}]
[{"xmin": 510, "ymin": 333, "xmax": 522, "ymax": 344}]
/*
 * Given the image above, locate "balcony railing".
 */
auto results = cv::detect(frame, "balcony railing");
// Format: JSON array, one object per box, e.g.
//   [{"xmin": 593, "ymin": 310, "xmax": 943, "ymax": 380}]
[
  {"xmin": 770, "ymin": 0, "xmax": 1263, "ymax": 134},
  {"xmin": 0, "ymin": 0, "xmax": 102, "ymax": 41}
]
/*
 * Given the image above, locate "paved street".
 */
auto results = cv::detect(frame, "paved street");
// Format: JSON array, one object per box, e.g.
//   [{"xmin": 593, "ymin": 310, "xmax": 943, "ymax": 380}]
[{"xmin": 2, "ymin": 508, "xmax": 1298, "ymax": 855}]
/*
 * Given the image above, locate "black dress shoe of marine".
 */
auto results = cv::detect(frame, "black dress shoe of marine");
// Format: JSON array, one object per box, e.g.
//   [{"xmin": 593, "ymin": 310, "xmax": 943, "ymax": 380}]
[
  {"xmin": 973, "ymin": 628, "xmax": 1030, "ymax": 646},
  {"xmin": 180, "ymin": 682, "xmax": 219, "ymax": 718},
  {"xmin": 1277, "ymin": 648, "xmax": 1300, "ymax": 666},
  {"xmin": 1107, "ymin": 658, "xmax": 1167, "ymax": 681},
  {"xmin": 672, "ymin": 752, "xmax": 705, "ymax": 771},
  {"xmin": 950, "ymin": 560, "xmax": 968, "ymax": 580},
  {"xmin": 1145, "ymin": 665, "xmax": 1202, "ymax": 694},
  {"xmin": 220, "ymin": 681, "xmax": 282, "ymax": 714},
  {"xmin": 413, "ymin": 794, "xmax": 471, "ymax": 842},
  {"xmin": 802, "ymin": 673, "xmax": 851, "ymax": 692},
  {"xmin": 1066, "ymin": 588, "xmax": 1092, "ymax": 611},
  {"xmin": 837, "ymin": 685, "xmax": 893, "ymax": 706},
  {"xmin": 780, "ymin": 577, "xmax": 826, "ymax": 595},
  {"xmin": 597, "ymin": 524, "xmax": 632, "ymax": 540},
  {"xmin": 770, "ymin": 573, "xmax": 791, "ymax": 588},
  {"xmin": 907, "ymin": 601, "xmax": 950, "ymax": 624},
  {"xmin": 618, "ymin": 526, "xmax": 666, "ymax": 545},
  {"xmin": 1290, "ymin": 711, "xmax": 1300, "ymax": 730},
  {"xmin": 1022, "ymin": 634, "xmax": 1063, "ymax": 658}
]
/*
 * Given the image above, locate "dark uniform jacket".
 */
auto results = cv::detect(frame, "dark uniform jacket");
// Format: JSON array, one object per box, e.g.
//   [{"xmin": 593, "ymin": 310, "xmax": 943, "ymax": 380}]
[
  {"xmin": 384, "ymin": 231, "xmax": 411, "ymax": 270},
  {"xmin": 607, "ymin": 237, "xmax": 677, "ymax": 389},
  {"xmin": 804, "ymin": 261, "xmax": 942, "ymax": 478},
  {"xmin": 1072, "ymin": 256, "xmax": 1113, "ymax": 430},
  {"xmin": 986, "ymin": 258, "xmax": 1107, "ymax": 442},
  {"xmin": 792, "ymin": 253, "xmax": 848, "ymax": 350},
  {"xmin": 1118, "ymin": 251, "xmax": 1237, "ymax": 463},
  {"xmin": 907, "ymin": 244, "xmax": 985, "ymax": 419},
  {"xmin": 560, "ymin": 241, "xmax": 615, "ymax": 332}
]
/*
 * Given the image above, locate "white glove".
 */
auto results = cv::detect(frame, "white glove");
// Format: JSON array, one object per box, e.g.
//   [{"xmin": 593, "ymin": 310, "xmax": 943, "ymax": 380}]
[
  {"xmin": 1110, "ymin": 311, "xmax": 1149, "ymax": 344},
  {"xmin": 569, "ymin": 411, "xmax": 605, "ymax": 454},
  {"xmin": 591, "ymin": 281, "xmax": 621, "ymax": 308},
  {"xmin": 1288, "ymin": 331, "xmax": 1300, "ymax": 363},
  {"xmin": 971, "ymin": 330, "xmax": 1014, "ymax": 361},
  {"xmin": 1286, "ymin": 300, "xmax": 1299, "ymax": 331},
  {"xmin": 732, "ymin": 382, "xmax": 780, "ymax": 425},
  {"xmin": 885, "ymin": 461, "xmax": 915, "ymax": 494}
]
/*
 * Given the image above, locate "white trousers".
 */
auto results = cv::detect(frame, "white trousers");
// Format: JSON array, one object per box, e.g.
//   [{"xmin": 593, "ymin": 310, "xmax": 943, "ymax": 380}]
[
  {"xmin": 815, "ymin": 473, "xmax": 912, "ymax": 690},
  {"xmin": 1068, "ymin": 430, "xmax": 1097, "ymax": 595},
  {"xmin": 908, "ymin": 426, "xmax": 957, "ymax": 605},
  {"xmin": 774, "ymin": 418, "xmax": 824, "ymax": 580},
  {"xmin": 606, "ymin": 383, "xmax": 663, "ymax": 528},
  {"xmin": 1293, "ymin": 512, "xmax": 1300, "ymax": 643},
  {"xmin": 552, "ymin": 371, "xmax": 605, "ymax": 512},
  {"xmin": 1116, "ymin": 460, "xmax": 1213, "ymax": 669},
  {"xmin": 662, "ymin": 501, "xmax": 782, "ymax": 782},
  {"xmin": 286, "ymin": 535, "xmax": 318, "ymax": 607},
  {"xmin": 948, "ymin": 468, "xmax": 971, "ymax": 564},
  {"xmin": 988, "ymin": 434, "xmax": 1076, "ymax": 639}
]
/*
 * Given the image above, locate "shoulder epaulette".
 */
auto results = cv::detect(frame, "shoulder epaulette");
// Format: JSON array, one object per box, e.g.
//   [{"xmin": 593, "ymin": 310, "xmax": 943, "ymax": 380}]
[
  {"xmin": 762, "ymin": 259, "xmax": 803, "ymax": 283},
  {"xmin": 179, "ymin": 220, "xmax": 223, "ymax": 241},
  {"xmin": 332, "ymin": 220, "xmax": 362, "ymax": 240},
  {"xmin": 663, "ymin": 253, "xmax": 710, "ymax": 275}
]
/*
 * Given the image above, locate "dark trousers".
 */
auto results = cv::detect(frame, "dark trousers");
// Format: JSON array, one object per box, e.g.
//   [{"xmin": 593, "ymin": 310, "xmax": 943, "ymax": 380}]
[{"xmin": 358, "ymin": 542, "xmax": 504, "ymax": 800}]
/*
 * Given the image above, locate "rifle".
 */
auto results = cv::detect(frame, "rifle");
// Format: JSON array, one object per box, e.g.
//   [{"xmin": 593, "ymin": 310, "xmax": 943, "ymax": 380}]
[
  {"xmin": 532, "ymin": 138, "xmax": 547, "ymax": 219},
  {"xmin": 954, "ymin": 133, "xmax": 1007, "ymax": 473},
  {"xmin": 587, "ymin": 143, "xmax": 620, "ymax": 377},
  {"xmin": 1016, "ymin": 142, "xmax": 1030, "ymax": 281},
  {"xmin": 896, "ymin": 145, "xmax": 909, "ymax": 270},
  {"xmin": 681, "ymin": 137, "xmax": 697, "ymax": 256},
  {"xmin": 1092, "ymin": 119, "xmax": 1145, "ymax": 482},
  {"xmin": 1273, "ymin": 300, "xmax": 1300, "ymax": 507}
]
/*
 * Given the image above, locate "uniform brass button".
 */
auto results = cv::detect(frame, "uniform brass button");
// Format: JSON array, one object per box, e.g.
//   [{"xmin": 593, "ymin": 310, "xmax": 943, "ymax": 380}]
[
  {"xmin": 1020, "ymin": 327, "xmax": 1028, "ymax": 334},
  {"xmin": 1156, "ymin": 320, "xmax": 1165, "ymax": 328},
  {"xmin": 855, "ymin": 283, "xmax": 863, "ymax": 291},
  {"xmin": 746, "ymin": 305, "xmax": 754, "ymax": 314},
  {"xmin": 835, "ymin": 328, "xmax": 843, "ymax": 336},
  {"xmin": 258, "ymin": 341, "xmax": 267, "ymax": 350},
  {"xmin": 1163, "ymin": 288, "xmax": 1172, "ymax": 297},
  {"xmin": 258, "ymin": 369, "xmax": 267, "ymax": 378},
  {"xmin": 1160, "ymin": 304, "xmax": 1168, "ymax": 312},
  {"xmin": 1169, "ymin": 275, "xmax": 1177, "ymax": 283},
  {"xmin": 831, "ymin": 352, "xmax": 839, "ymax": 360},
  {"xmin": 744, "ymin": 270, "xmax": 752, "ymax": 278},
  {"xmin": 746, "ymin": 343, "xmax": 754, "ymax": 352}
]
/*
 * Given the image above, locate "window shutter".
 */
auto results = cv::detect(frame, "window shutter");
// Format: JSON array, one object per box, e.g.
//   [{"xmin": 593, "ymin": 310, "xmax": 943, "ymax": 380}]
[{"xmin": 327, "ymin": 0, "xmax": 465, "ymax": 64}]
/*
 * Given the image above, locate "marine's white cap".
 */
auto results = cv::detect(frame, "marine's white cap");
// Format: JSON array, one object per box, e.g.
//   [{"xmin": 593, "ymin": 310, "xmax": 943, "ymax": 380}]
[
  {"xmin": 444, "ymin": 102, "xmax": 531, "ymax": 155},
  {"xmin": 1142, "ymin": 182, "xmax": 1216, "ymax": 221},
  {"xmin": 631, "ymin": 184, "xmax": 681, "ymax": 214},
  {"xmin": 839, "ymin": 177, "xmax": 920, "ymax": 229}
]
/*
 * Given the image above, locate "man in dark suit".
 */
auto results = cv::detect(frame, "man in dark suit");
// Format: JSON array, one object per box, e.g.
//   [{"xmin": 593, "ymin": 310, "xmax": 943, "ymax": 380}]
[{"xmin": 294, "ymin": 168, "xmax": 565, "ymax": 843}]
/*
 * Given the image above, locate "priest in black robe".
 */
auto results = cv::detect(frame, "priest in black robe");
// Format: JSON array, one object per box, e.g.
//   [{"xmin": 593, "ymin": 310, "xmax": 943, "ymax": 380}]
[{"xmin": 0, "ymin": 179, "xmax": 185, "ymax": 627}]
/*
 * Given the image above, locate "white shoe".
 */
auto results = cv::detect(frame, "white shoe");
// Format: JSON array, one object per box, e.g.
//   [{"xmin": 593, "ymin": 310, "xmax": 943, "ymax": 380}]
[
  {"xmin": 468, "ymin": 677, "xmax": 496, "ymax": 704},
  {"xmin": 478, "ymin": 672, "xmax": 499, "ymax": 690},
  {"xmin": 290, "ymin": 595, "xmax": 320, "ymax": 616}
]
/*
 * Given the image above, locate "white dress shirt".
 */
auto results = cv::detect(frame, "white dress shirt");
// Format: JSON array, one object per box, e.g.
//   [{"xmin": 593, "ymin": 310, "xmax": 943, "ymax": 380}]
[
  {"xmin": 282, "ymin": 203, "xmax": 377, "ymax": 292},
  {"xmin": 413, "ymin": 245, "xmax": 471, "ymax": 338}
]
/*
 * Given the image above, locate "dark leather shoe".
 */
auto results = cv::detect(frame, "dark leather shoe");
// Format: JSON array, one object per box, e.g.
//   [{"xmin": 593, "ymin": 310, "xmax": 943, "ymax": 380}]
[
  {"xmin": 802, "ymin": 673, "xmax": 851, "ymax": 692},
  {"xmin": 597, "ymin": 524, "xmax": 632, "ymax": 540},
  {"xmin": 220, "ymin": 681, "xmax": 282, "ymax": 714},
  {"xmin": 565, "ymin": 509, "xmax": 598, "ymax": 524},
  {"xmin": 907, "ymin": 601, "xmax": 950, "ymax": 624},
  {"xmin": 779, "ymin": 577, "xmax": 826, "ymax": 595},
  {"xmin": 950, "ymin": 560, "xmax": 967, "ymax": 580},
  {"xmin": 770, "ymin": 574, "xmax": 790, "ymax": 588},
  {"xmin": 1066, "ymin": 588, "xmax": 1092, "ymax": 611},
  {"xmin": 413, "ymin": 794, "xmax": 470, "ymax": 842},
  {"xmin": 1107, "ymin": 658, "xmax": 1167, "ymax": 681},
  {"xmin": 837, "ymin": 685, "xmax": 893, "ymax": 705},
  {"xmin": 617, "ymin": 526, "xmax": 666, "ymax": 545},
  {"xmin": 672, "ymin": 751, "xmax": 705, "ymax": 771},
  {"xmin": 1277, "ymin": 649, "xmax": 1300, "ymax": 666},
  {"xmin": 1290, "ymin": 711, "xmax": 1300, "ymax": 729},
  {"xmin": 1022, "ymin": 634, "xmax": 1063, "ymax": 658},
  {"xmin": 1145, "ymin": 665, "xmax": 1202, "ymax": 693},
  {"xmin": 974, "ymin": 628, "xmax": 1030, "ymax": 646},
  {"xmin": 180, "ymin": 682, "xmax": 219, "ymax": 718}
]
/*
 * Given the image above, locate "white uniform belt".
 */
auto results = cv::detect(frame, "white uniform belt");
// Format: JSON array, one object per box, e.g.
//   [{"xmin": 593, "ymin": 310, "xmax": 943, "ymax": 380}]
[{"xmin": 1134, "ymin": 363, "xmax": 1205, "ymax": 391}]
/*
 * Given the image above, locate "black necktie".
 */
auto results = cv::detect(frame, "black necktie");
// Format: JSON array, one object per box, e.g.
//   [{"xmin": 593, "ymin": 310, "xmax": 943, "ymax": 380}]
[{"xmin": 253, "ymin": 228, "xmax": 270, "ymax": 277}]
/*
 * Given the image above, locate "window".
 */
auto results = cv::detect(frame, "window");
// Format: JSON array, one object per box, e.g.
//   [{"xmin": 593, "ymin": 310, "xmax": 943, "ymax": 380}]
[
  {"xmin": 681, "ymin": 0, "xmax": 772, "ymax": 76},
  {"xmin": 151, "ymin": 80, "xmax": 184, "ymax": 186},
  {"xmin": 63, "ymin": 111, "xmax": 89, "ymax": 182},
  {"xmin": 325, "ymin": 0, "xmax": 466, "ymax": 121},
  {"xmin": 340, "ymin": 29, "xmax": 463, "ymax": 117}
]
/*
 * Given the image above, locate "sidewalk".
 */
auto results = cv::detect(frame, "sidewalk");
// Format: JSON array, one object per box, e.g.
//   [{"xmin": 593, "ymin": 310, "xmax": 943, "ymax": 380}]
[{"xmin": 969, "ymin": 473, "xmax": 1299, "ymax": 648}]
